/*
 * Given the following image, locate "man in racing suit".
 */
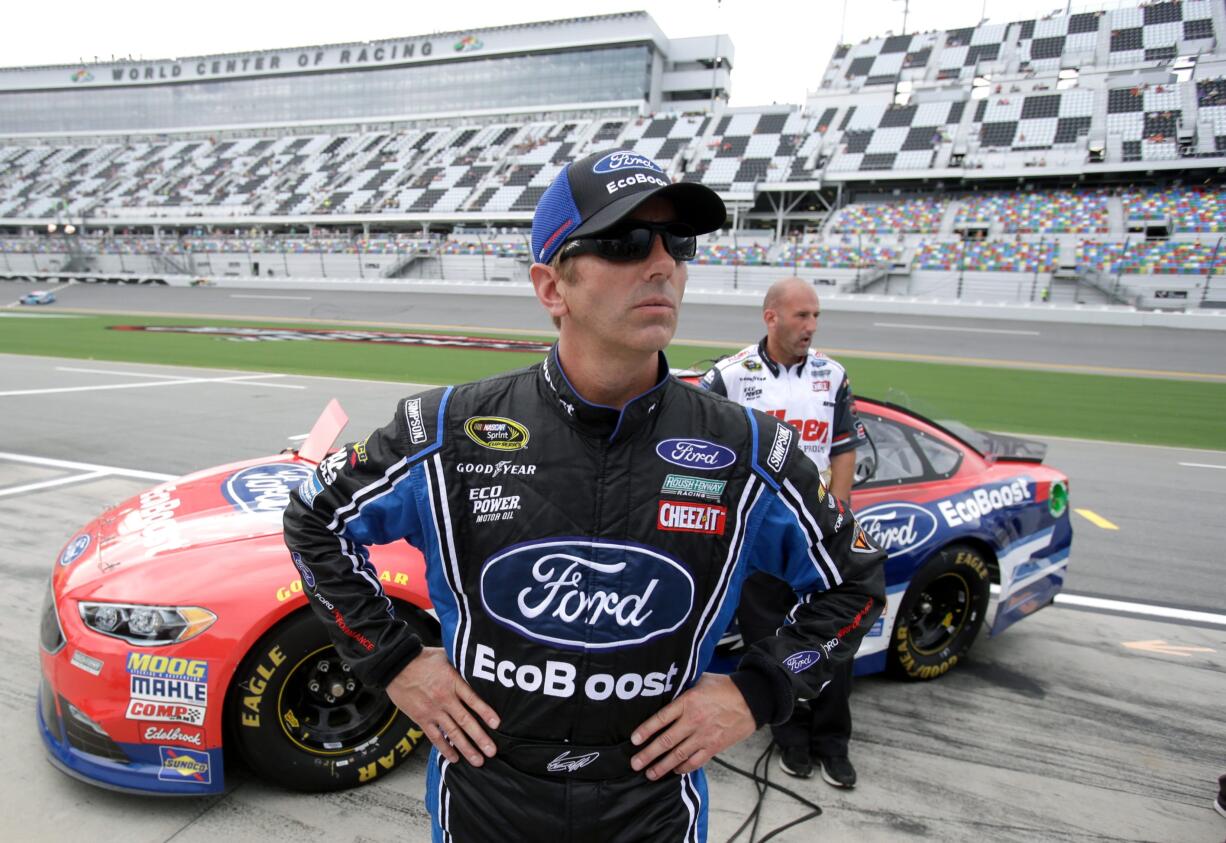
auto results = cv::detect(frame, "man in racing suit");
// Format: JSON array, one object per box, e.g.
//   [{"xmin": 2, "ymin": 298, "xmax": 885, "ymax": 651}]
[
  {"xmin": 700, "ymin": 278, "xmax": 871, "ymax": 788},
  {"xmin": 283, "ymin": 149, "xmax": 885, "ymax": 842}
]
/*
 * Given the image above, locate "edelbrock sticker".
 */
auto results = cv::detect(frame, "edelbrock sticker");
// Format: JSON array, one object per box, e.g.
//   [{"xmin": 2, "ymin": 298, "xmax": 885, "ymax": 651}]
[
  {"xmin": 480, "ymin": 540, "xmax": 694, "ymax": 650},
  {"xmin": 856, "ymin": 502, "xmax": 939, "ymax": 558}
]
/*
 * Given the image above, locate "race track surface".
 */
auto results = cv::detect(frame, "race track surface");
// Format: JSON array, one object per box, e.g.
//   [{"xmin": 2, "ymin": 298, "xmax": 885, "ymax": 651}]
[
  {"xmin": 12, "ymin": 281, "xmax": 1226, "ymax": 379},
  {"xmin": 2, "ymin": 357, "xmax": 1223, "ymax": 842}
]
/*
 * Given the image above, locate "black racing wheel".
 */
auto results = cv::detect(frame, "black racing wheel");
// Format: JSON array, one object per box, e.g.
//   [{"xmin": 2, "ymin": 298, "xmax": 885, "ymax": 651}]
[
  {"xmin": 228, "ymin": 609, "xmax": 432, "ymax": 791},
  {"xmin": 888, "ymin": 544, "xmax": 991, "ymax": 681}
]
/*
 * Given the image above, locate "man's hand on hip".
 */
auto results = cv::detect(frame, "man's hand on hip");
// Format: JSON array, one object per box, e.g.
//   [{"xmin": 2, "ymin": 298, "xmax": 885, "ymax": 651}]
[
  {"xmin": 385, "ymin": 646, "xmax": 500, "ymax": 766},
  {"xmin": 629, "ymin": 673, "xmax": 756, "ymax": 780}
]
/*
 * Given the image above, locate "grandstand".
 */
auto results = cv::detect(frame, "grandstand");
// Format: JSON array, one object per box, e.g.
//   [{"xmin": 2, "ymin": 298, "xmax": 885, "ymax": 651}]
[{"xmin": 2, "ymin": 3, "xmax": 1226, "ymax": 311}]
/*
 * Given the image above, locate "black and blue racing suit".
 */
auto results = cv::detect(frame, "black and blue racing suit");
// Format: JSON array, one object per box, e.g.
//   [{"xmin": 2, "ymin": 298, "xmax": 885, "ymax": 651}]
[{"xmin": 282, "ymin": 347, "xmax": 885, "ymax": 843}]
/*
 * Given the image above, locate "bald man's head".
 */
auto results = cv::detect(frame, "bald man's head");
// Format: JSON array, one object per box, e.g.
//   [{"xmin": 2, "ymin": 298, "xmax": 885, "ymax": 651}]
[
  {"xmin": 762, "ymin": 277, "xmax": 816, "ymax": 314},
  {"xmin": 762, "ymin": 277, "xmax": 820, "ymax": 366}
]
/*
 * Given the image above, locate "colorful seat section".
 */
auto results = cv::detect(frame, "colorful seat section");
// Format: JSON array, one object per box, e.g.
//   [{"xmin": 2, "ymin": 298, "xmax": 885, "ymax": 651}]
[
  {"xmin": 914, "ymin": 241, "xmax": 1058, "ymax": 272},
  {"xmin": 692, "ymin": 243, "xmax": 770, "ymax": 265},
  {"xmin": 955, "ymin": 191, "xmax": 1109, "ymax": 233},
  {"xmin": 780, "ymin": 244, "xmax": 898, "ymax": 268},
  {"xmin": 830, "ymin": 199, "xmax": 944, "ymax": 233},
  {"xmin": 1122, "ymin": 188, "xmax": 1226, "ymax": 232},
  {"xmin": 1078, "ymin": 240, "xmax": 1226, "ymax": 274}
]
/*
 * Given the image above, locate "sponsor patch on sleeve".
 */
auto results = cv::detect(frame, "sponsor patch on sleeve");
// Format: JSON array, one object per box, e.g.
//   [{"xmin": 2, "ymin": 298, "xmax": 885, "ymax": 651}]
[
  {"xmin": 783, "ymin": 650, "xmax": 821, "ymax": 673},
  {"xmin": 297, "ymin": 473, "xmax": 323, "ymax": 508},
  {"xmin": 766, "ymin": 424, "xmax": 793, "ymax": 473},
  {"xmin": 404, "ymin": 398, "xmax": 428, "ymax": 445},
  {"xmin": 851, "ymin": 526, "xmax": 877, "ymax": 554}
]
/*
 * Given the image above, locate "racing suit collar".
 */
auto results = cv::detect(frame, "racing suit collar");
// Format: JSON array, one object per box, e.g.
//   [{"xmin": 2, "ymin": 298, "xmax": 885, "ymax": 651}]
[
  {"xmin": 757, "ymin": 336, "xmax": 805, "ymax": 378},
  {"xmin": 540, "ymin": 345, "xmax": 670, "ymax": 444}
]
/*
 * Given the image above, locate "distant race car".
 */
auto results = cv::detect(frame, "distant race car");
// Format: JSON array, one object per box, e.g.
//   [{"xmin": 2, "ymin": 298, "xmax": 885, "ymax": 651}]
[
  {"xmin": 20, "ymin": 290, "xmax": 56, "ymax": 305},
  {"xmin": 39, "ymin": 395, "xmax": 1071, "ymax": 796}
]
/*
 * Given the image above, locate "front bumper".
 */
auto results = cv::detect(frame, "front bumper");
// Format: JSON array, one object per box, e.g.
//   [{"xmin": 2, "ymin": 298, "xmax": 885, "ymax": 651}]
[
  {"xmin": 38, "ymin": 676, "xmax": 223, "ymax": 795},
  {"xmin": 38, "ymin": 584, "xmax": 225, "ymax": 796}
]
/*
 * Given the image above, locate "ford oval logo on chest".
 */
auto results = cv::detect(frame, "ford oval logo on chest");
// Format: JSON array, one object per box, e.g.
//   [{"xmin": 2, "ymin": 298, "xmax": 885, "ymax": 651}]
[
  {"xmin": 655, "ymin": 438, "xmax": 736, "ymax": 471},
  {"xmin": 479, "ymin": 540, "xmax": 695, "ymax": 650}
]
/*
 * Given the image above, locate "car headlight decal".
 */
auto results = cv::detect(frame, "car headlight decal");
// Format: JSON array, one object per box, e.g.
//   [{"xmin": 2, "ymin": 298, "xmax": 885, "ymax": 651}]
[{"xmin": 78, "ymin": 602, "xmax": 217, "ymax": 646}]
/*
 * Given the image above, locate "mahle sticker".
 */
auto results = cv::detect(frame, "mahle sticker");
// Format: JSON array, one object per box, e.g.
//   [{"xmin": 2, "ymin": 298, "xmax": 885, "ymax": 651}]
[{"xmin": 464, "ymin": 417, "xmax": 530, "ymax": 451}]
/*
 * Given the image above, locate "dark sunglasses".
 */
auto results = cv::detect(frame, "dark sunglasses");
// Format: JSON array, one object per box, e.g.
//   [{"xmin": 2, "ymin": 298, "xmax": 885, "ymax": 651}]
[{"xmin": 558, "ymin": 221, "xmax": 698, "ymax": 263}]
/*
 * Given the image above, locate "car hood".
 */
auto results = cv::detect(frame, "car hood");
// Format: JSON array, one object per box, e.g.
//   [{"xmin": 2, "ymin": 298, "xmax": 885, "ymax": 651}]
[{"xmin": 58, "ymin": 455, "xmax": 315, "ymax": 595}]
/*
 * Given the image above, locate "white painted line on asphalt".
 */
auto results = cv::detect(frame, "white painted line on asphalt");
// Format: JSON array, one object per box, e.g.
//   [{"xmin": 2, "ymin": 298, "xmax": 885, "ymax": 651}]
[
  {"xmin": 230, "ymin": 294, "xmax": 313, "ymax": 300},
  {"xmin": 1055, "ymin": 593, "xmax": 1226, "ymax": 626},
  {"xmin": 0, "ymin": 470, "xmax": 109, "ymax": 498},
  {"xmin": 872, "ymin": 322, "xmax": 1042, "ymax": 336},
  {"xmin": 56, "ymin": 366, "xmax": 195, "ymax": 381},
  {"xmin": 1179, "ymin": 461, "xmax": 1226, "ymax": 470},
  {"xmin": 0, "ymin": 373, "xmax": 296, "ymax": 397},
  {"xmin": 222, "ymin": 379, "xmax": 306, "ymax": 390},
  {"xmin": 0, "ymin": 451, "xmax": 175, "ymax": 482},
  {"xmin": 287, "ymin": 433, "xmax": 309, "ymax": 440}
]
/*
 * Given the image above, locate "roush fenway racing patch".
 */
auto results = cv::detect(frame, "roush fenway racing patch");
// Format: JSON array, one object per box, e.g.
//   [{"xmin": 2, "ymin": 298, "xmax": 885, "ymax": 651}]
[
  {"xmin": 109, "ymin": 325, "xmax": 552, "ymax": 353},
  {"xmin": 657, "ymin": 500, "xmax": 726, "ymax": 535}
]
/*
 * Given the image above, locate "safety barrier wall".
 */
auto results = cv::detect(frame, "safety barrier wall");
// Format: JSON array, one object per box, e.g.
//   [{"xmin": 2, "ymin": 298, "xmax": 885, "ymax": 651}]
[{"xmin": 4, "ymin": 271, "xmax": 1224, "ymax": 330}]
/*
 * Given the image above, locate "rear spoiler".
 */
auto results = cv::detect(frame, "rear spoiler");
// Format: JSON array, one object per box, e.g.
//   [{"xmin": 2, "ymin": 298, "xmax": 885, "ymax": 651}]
[{"xmin": 297, "ymin": 399, "xmax": 349, "ymax": 465}]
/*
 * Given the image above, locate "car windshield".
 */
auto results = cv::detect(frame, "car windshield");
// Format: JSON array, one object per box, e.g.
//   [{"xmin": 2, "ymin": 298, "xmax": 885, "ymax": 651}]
[{"xmin": 880, "ymin": 388, "xmax": 1048, "ymax": 463}]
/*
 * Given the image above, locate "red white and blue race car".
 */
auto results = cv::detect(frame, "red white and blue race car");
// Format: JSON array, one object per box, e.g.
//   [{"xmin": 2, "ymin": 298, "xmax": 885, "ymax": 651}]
[{"xmin": 38, "ymin": 396, "xmax": 1071, "ymax": 796}]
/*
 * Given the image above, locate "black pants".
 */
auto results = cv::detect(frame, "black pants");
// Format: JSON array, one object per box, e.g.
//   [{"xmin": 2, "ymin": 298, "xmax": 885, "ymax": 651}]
[{"xmin": 737, "ymin": 571, "xmax": 853, "ymax": 757}]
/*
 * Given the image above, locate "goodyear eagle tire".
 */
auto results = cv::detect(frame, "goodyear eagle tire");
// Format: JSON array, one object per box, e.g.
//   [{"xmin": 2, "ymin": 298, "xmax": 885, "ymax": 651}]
[
  {"xmin": 228, "ymin": 610, "xmax": 427, "ymax": 792},
  {"xmin": 888, "ymin": 544, "xmax": 991, "ymax": 681}
]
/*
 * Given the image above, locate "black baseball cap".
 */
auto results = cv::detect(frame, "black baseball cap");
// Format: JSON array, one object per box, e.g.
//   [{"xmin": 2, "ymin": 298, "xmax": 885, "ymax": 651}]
[{"xmin": 530, "ymin": 149, "xmax": 727, "ymax": 265}]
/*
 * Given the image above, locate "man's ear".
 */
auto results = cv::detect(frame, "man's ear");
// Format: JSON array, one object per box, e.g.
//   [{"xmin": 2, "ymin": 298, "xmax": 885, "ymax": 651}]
[{"xmin": 530, "ymin": 262, "xmax": 569, "ymax": 323}]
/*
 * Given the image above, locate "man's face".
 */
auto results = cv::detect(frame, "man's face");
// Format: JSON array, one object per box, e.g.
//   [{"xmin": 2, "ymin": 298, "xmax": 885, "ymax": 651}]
[
  {"xmin": 555, "ymin": 196, "xmax": 688, "ymax": 356},
  {"xmin": 765, "ymin": 285, "xmax": 820, "ymax": 363}
]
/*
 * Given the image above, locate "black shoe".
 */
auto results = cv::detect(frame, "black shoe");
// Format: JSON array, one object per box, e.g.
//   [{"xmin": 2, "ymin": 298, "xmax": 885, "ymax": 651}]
[
  {"xmin": 777, "ymin": 745, "xmax": 813, "ymax": 779},
  {"xmin": 1216, "ymin": 774, "xmax": 1226, "ymax": 819},
  {"xmin": 818, "ymin": 754, "xmax": 857, "ymax": 788}
]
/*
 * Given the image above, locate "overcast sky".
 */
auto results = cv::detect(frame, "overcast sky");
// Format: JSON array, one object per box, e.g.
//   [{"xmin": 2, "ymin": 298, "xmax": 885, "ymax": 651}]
[{"xmin": 3, "ymin": 0, "xmax": 1095, "ymax": 107}]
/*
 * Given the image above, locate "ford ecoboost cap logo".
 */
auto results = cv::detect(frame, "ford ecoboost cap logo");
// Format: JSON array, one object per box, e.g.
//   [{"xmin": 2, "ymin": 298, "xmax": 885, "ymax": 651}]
[
  {"xmin": 222, "ymin": 463, "xmax": 314, "ymax": 515},
  {"xmin": 655, "ymin": 438, "xmax": 736, "ymax": 471},
  {"xmin": 480, "ymin": 539, "xmax": 694, "ymax": 650},
  {"xmin": 592, "ymin": 151, "xmax": 664, "ymax": 174},
  {"xmin": 856, "ymin": 502, "xmax": 939, "ymax": 558}
]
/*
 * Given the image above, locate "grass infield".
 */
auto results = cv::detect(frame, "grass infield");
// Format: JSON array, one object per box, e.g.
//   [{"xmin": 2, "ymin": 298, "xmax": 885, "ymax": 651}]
[{"xmin": 3, "ymin": 312, "xmax": 1223, "ymax": 450}]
